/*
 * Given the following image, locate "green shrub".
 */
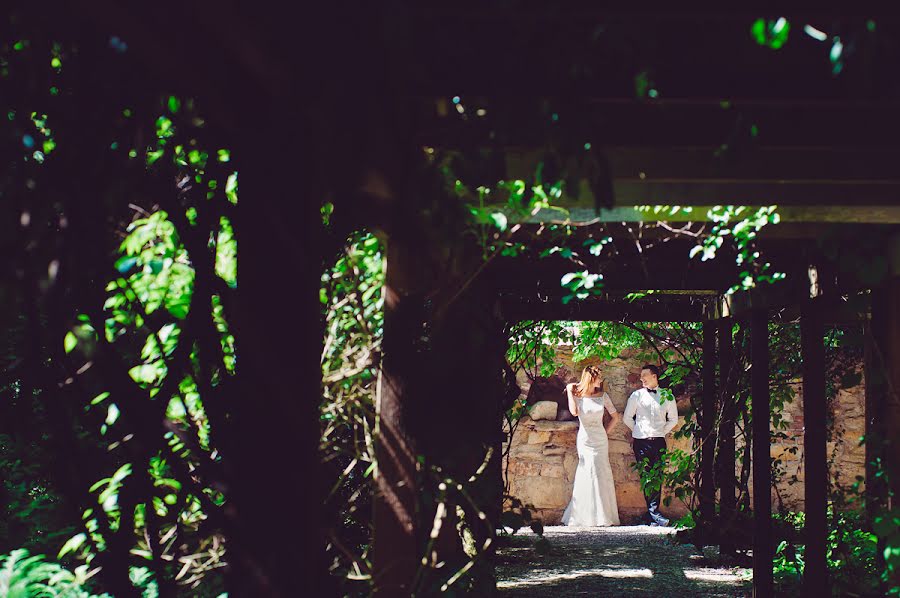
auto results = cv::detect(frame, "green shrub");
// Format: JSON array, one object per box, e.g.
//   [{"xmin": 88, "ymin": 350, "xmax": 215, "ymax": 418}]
[
  {"xmin": 0, "ymin": 549, "xmax": 110, "ymax": 598},
  {"xmin": 772, "ymin": 509, "xmax": 879, "ymax": 596}
]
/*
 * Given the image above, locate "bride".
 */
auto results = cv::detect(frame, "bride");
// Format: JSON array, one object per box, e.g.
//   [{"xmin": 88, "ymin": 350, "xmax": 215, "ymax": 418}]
[{"xmin": 561, "ymin": 365, "xmax": 621, "ymax": 527}]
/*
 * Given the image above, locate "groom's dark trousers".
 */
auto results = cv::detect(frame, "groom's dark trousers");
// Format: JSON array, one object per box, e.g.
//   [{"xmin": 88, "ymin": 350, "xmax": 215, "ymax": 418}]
[{"xmin": 633, "ymin": 437, "xmax": 667, "ymax": 523}]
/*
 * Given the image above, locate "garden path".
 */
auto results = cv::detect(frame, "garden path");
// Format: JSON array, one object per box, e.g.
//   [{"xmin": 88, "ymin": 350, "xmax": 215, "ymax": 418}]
[{"xmin": 495, "ymin": 525, "xmax": 751, "ymax": 597}]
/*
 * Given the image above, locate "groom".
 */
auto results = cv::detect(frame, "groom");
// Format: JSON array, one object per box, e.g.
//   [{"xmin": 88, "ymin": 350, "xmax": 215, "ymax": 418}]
[{"xmin": 623, "ymin": 364, "xmax": 678, "ymax": 527}]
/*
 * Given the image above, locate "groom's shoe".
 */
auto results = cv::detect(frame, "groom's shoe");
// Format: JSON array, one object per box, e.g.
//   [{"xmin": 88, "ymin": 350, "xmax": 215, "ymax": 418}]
[{"xmin": 649, "ymin": 514, "xmax": 670, "ymax": 527}]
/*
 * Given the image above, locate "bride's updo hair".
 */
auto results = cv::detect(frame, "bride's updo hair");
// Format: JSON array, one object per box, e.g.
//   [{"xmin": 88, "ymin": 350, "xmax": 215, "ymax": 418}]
[{"xmin": 574, "ymin": 365, "xmax": 605, "ymax": 397}]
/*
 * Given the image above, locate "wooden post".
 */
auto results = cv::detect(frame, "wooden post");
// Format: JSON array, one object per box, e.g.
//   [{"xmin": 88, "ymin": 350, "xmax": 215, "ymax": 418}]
[
  {"xmin": 866, "ymin": 288, "xmax": 889, "ymax": 516},
  {"xmin": 700, "ymin": 320, "xmax": 718, "ymax": 543},
  {"xmin": 751, "ymin": 309, "xmax": 773, "ymax": 597},
  {"xmin": 801, "ymin": 300, "xmax": 827, "ymax": 596},
  {"xmin": 881, "ymin": 245, "xmax": 900, "ymax": 505},
  {"xmin": 717, "ymin": 317, "xmax": 736, "ymax": 555},
  {"xmin": 372, "ymin": 243, "xmax": 425, "ymax": 595},
  {"xmin": 228, "ymin": 110, "xmax": 335, "ymax": 596},
  {"xmin": 867, "ymin": 286, "xmax": 890, "ymax": 582},
  {"xmin": 879, "ymin": 249, "xmax": 900, "ymax": 594}
]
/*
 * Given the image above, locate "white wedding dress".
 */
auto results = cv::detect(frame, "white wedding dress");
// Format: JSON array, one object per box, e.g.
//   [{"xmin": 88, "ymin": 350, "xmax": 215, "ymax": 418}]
[{"xmin": 561, "ymin": 393, "xmax": 621, "ymax": 526}]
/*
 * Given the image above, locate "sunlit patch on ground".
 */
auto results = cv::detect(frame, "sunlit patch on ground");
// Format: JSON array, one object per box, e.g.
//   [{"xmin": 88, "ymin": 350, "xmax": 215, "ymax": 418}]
[{"xmin": 495, "ymin": 525, "xmax": 751, "ymax": 597}]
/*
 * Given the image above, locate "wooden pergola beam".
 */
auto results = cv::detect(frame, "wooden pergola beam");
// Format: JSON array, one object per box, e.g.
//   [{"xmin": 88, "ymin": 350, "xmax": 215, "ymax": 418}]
[
  {"xmin": 528, "ymin": 205, "xmax": 900, "ymax": 225},
  {"xmin": 499, "ymin": 296, "xmax": 709, "ymax": 323},
  {"xmin": 573, "ymin": 146, "xmax": 900, "ymax": 181},
  {"xmin": 424, "ymin": 100, "xmax": 900, "ymax": 148}
]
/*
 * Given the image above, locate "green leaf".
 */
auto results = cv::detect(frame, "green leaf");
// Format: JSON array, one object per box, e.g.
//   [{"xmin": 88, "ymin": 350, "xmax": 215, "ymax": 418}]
[
  {"xmin": 560, "ymin": 272, "xmax": 578, "ymax": 286},
  {"xmin": 490, "ymin": 212, "xmax": 508, "ymax": 232},
  {"xmin": 106, "ymin": 403, "xmax": 120, "ymax": 426},
  {"xmin": 115, "ymin": 256, "xmax": 138, "ymax": 273},
  {"xmin": 91, "ymin": 391, "xmax": 111, "ymax": 405},
  {"xmin": 64, "ymin": 331, "xmax": 77, "ymax": 353},
  {"xmin": 751, "ymin": 17, "xmax": 791, "ymax": 50},
  {"xmin": 58, "ymin": 533, "xmax": 87, "ymax": 558}
]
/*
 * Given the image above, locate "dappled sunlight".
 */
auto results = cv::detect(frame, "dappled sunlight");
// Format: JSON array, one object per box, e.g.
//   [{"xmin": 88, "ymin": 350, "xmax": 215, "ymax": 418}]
[
  {"xmin": 496, "ymin": 525, "xmax": 751, "ymax": 596},
  {"xmin": 527, "ymin": 524, "xmax": 677, "ymax": 538},
  {"xmin": 682, "ymin": 568, "xmax": 747, "ymax": 584},
  {"xmin": 498, "ymin": 566, "xmax": 654, "ymax": 590}
]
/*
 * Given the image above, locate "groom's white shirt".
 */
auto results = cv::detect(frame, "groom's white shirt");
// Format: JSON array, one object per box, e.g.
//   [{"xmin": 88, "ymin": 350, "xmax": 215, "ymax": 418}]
[{"xmin": 623, "ymin": 387, "xmax": 678, "ymax": 439}]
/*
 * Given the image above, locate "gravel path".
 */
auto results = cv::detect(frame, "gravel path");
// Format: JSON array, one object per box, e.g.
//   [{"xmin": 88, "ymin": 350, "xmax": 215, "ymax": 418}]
[{"xmin": 495, "ymin": 525, "xmax": 751, "ymax": 597}]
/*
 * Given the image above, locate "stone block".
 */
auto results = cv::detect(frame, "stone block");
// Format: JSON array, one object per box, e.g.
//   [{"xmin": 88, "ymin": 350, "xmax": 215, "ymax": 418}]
[
  {"xmin": 528, "ymin": 431, "xmax": 552, "ymax": 444},
  {"xmin": 563, "ymin": 452, "xmax": 578, "ymax": 481},
  {"xmin": 541, "ymin": 462, "xmax": 566, "ymax": 478},
  {"xmin": 530, "ymin": 400, "xmax": 559, "ymax": 421},
  {"xmin": 533, "ymin": 420, "xmax": 577, "ymax": 432},
  {"xmin": 517, "ymin": 476, "xmax": 572, "ymax": 508},
  {"xmin": 512, "ymin": 460, "xmax": 542, "ymax": 477},
  {"xmin": 615, "ymin": 483, "xmax": 647, "ymax": 509},
  {"xmin": 548, "ymin": 429, "xmax": 578, "ymax": 444},
  {"xmin": 509, "ymin": 443, "xmax": 545, "ymax": 456},
  {"xmin": 609, "ymin": 438, "xmax": 633, "ymax": 454},
  {"xmin": 542, "ymin": 444, "xmax": 568, "ymax": 456}
]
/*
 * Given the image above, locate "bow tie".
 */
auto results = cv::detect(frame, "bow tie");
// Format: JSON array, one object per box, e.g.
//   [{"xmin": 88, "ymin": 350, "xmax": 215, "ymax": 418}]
[{"xmin": 647, "ymin": 388, "xmax": 658, "ymax": 394}]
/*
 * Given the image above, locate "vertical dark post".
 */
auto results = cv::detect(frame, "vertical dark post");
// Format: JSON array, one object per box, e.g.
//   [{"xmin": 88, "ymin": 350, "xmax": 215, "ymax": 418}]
[
  {"xmin": 866, "ymin": 288, "xmax": 889, "ymax": 582},
  {"xmin": 700, "ymin": 320, "xmax": 718, "ymax": 542},
  {"xmin": 372, "ymin": 243, "xmax": 424, "ymax": 595},
  {"xmin": 880, "ymin": 275, "xmax": 900, "ymax": 504},
  {"xmin": 866, "ymin": 288, "xmax": 889, "ymax": 518},
  {"xmin": 874, "ymin": 268, "xmax": 900, "ymax": 589},
  {"xmin": 717, "ymin": 317, "xmax": 736, "ymax": 555},
  {"xmin": 801, "ymin": 300, "xmax": 827, "ymax": 596},
  {"xmin": 751, "ymin": 309, "xmax": 773, "ymax": 597},
  {"xmin": 229, "ymin": 95, "xmax": 334, "ymax": 595}
]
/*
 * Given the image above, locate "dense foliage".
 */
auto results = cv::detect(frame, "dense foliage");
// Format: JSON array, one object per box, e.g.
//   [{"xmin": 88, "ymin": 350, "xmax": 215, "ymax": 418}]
[
  {"xmin": 319, "ymin": 230, "xmax": 383, "ymax": 593},
  {"xmin": 1, "ymin": 27, "xmax": 235, "ymax": 595},
  {"xmin": 1, "ymin": 8, "xmax": 897, "ymax": 598}
]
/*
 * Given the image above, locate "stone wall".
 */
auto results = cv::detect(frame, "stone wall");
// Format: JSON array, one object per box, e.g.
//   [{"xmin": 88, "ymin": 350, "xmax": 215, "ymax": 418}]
[
  {"xmin": 748, "ymin": 379, "xmax": 868, "ymax": 512},
  {"xmin": 504, "ymin": 345, "xmax": 867, "ymax": 524}
]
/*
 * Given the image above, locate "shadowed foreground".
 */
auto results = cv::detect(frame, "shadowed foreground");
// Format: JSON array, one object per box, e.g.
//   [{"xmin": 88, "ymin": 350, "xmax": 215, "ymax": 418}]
[{"xmin": 495, "ymin": 526, "xmax": 751, "ymax": 597}]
